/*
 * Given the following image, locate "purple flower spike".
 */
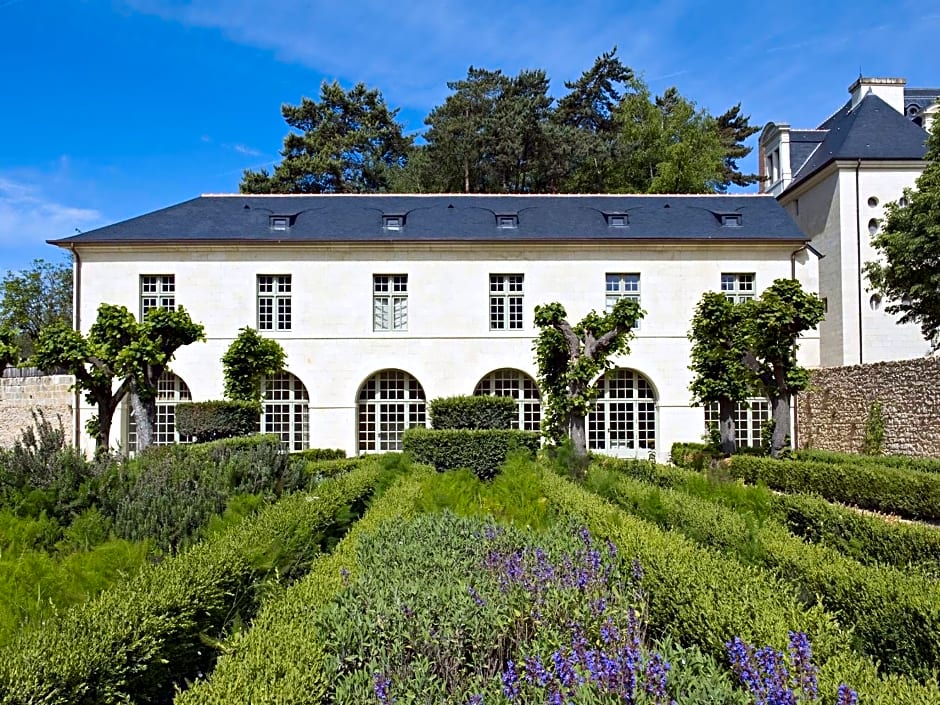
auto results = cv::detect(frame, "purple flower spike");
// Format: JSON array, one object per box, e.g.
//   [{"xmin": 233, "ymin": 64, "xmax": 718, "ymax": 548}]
[
  {"xmin": 373, "ymin": 672, "xmax": 394, "ymax": 705},
  {"xmin": 502, "ymin": 661, "xmax": 520, "ymax": 700},
  {"xmin": 837, "ymin": 684, "xmax": 858, "ymax": 705}
]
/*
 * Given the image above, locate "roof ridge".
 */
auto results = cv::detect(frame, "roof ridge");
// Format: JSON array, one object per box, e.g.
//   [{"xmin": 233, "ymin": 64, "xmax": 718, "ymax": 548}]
[{"xmin": 201, "ymin": 192, "xmax": 772, "ymax": 198}]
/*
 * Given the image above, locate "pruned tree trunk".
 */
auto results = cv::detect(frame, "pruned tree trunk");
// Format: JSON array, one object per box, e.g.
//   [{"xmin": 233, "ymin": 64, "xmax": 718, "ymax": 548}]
[
  {"xmin": 95, "ymin": 396, "xmax": 118, "ymax": 454},
  {"xmin": 770, "ymin": 393, "xmax": 790, "ymax": 458},
  {"xmin": 569, "ymin": 413, "xmax": 587, "ymax": 459},
  {"xmin": 130, "ymin": 389, "xmax": 156, "ymax": 453},
  {"xmin": 717, "ymin": 396, "xmax": 737, "ymax": 455}
]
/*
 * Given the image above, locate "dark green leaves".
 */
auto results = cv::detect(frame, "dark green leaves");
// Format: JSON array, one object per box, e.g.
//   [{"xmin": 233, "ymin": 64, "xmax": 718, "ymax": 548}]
[
  {"xmin": 221, "ymin": 327, "xmax": 286, "ymax": 403},
  {"xmin": 0, "ymin": 258, "xmax": 72, "ymax": 358}
]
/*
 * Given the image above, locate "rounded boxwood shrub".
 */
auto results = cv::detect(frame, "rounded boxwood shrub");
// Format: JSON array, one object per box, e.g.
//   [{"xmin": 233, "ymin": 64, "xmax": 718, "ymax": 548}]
[{"xmin": 403, "ymin": 427, "xmax": 539, "ymax": 480}]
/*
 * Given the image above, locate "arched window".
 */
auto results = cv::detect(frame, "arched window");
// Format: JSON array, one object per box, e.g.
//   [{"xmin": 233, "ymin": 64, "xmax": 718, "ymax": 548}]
[
  {"xmin": 473, "ymin": 368, "xmax": 541, "ymax": 431},
  {"xmin": 261, "ymin": 371, "xmax": 309, "ymax": 451},
  {"xmin": 704, "ymin": 398, "xmax": 771, "ymax": 449},
  {"xmin": 357, "ymin": 369, "xmax": 426, "ymax": 452},
  {"xmin": 126, "ymin": 371, "xmax": 193, "ymax": 452},
  {"xmin": 587, "ymin": 368, "xmax": 656, "ymax": 455}
]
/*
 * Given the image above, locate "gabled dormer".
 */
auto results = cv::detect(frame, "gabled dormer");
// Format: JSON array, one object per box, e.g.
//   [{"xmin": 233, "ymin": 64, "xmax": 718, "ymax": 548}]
[{"xmin": 758, "ymin": 122, "xmax": 792, "ymax": 196}]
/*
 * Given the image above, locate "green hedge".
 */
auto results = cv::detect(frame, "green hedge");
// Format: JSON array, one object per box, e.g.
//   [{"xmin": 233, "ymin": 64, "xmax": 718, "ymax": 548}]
[
  {"xmin": 539, "ymin": 471, "xmax": 940, "ymax": 705},
  {"xmin": 290, "ymin": 448, "xmax": 346, "ymax": 462},
  {"xmin": 669, "ymin": 442, "xmax": 715, "ymax": 468},
  {"xmin": 402, "ymin": 427, "xmax": 540, "ymax": 479},
  {"xmin": 176, "ymin": 400, "xmax": 261, "ymax": 442},
  {"xmin": 0, "ymin": 461, "xmax": 386, "ymax": 705},
  {"xmin": 796, "ymin": 449, "xmax": 940, "ymax": 475},
  {"xmin": 595, "ymin": 456, "xmax": 940, "ymax": 576},
  {"xmin": 427, "ymin": 395, "xmax": 517, "ymax": 430},
  {"xmin": 177, "ymin": 468, "xmax": 434, "ymax": 705},
  {"xmin": 591, "ymin": 469, "xmax": 940, "ymax": 680},
  {"xmin": 729, "ymin": 455, "xmax": 940, "ymax": 521}
]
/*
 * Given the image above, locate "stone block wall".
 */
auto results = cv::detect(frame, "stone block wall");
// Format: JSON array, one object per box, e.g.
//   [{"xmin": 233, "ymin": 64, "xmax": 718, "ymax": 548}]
[
  {"xmin": 0, "ymin": 369, "xmax": 75, "ymax": 448},
  {"xmin": 797, "ymin": 357, "xmax": 940, "ymax": 456}
]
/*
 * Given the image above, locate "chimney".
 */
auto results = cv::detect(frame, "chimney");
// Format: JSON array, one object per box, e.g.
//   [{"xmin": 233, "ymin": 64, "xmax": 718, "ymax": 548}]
[{"xmin": 849, "ymin": 77, "xmax": 906, "ymax": 114}]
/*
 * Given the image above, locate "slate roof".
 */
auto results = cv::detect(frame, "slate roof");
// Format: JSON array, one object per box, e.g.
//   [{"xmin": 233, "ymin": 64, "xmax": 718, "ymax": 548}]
[
  {"xmin": 49, "ymin": 194, "xmax": 809, "ymax": 246},
  {"xmin": 787, "ymin": 94, "xmax": 929, "ymax": 190}
]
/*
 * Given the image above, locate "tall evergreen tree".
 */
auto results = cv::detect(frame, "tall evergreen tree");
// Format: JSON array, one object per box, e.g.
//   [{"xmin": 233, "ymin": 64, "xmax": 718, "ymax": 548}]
[
  {"xmin": 716, "ymin": 104, "xmax": 761, "ymax": 189},
  {"xmin": 241, "ymin": 81, "xmax": 412, "ymax": 194}
]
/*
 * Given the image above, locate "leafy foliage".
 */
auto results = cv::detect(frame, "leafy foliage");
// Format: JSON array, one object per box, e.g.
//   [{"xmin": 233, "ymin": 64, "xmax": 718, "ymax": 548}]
[
  {"xmin": 0, "ymin": 258, "xmax": 72, "ymax": 357},
  {"xmin": 221, "ymin": 326, "xmax": 286, "ymax": 403},
  {"xmin": 861, "ymin": 400, "xmax": 886, "ymax": 455},
  {"xmin": 403, "ymin": 427, "xmax": 540, "ymax": 480},
  {"xmin": 240, "ymin": 81, "xmax": 412, "ymax": 194},
  {"xmin": 865, "ymin": 115, "xmax": 940, "ymax": 348},
  {"xmin": 175, "ymin": 400, "xmax": 261, "ymax": 442},
  {"xmin": 0, "ymin": 327, "xmax": 17, "ymax": 375},
  {"xmin": 533, "ymin": 297, "xmax": 643, "ymax": 458},
  {"xmin": 428, "ymin": 395, "xmax": 517, "ymax": 430}
]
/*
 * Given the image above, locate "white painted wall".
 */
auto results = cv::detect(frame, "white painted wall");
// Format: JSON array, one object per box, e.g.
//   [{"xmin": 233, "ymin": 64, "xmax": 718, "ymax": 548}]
[{"xmin": 72, "ymin": 241, "xmax": 820, "ymax": 459}]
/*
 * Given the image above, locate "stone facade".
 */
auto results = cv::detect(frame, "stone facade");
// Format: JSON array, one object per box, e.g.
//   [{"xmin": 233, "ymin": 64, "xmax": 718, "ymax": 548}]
[
  {"xmin": 0, "ymin": 369, "xmax": 76, "ymax": 448},
  {"xmin": 797, "ymin": 357, "xmax": 940, "ymax": 456}
]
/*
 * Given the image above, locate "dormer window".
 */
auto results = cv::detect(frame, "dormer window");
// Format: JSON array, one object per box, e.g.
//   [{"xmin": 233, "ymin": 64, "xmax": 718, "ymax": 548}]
[
  {"xmin": 384, "ymin": 214, "xmax": 405, "ymax": 231},
  {"xmin": 720, "ymin": 213, "xmax": 743, "ymax": 227},
  {"xmin": 497, "ymin": 214, "xmax": 518, "ymax": 229},
  {"xmin": 270, "ymin": 216, "xmax": 290, "ymax": 231},
  {"xmin": 605, "ymin": 213, "xmax": 629, "ymax": 228}
]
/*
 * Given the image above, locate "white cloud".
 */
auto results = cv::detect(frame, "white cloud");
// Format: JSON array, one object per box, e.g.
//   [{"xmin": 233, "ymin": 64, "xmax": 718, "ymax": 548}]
[
  {"xmin": 0, "ymin": 176, "xmax": 103, "ymax": 247},
  {"xmin": 232, "ymin": 143, "xmax": 262, "ymax": 157}
]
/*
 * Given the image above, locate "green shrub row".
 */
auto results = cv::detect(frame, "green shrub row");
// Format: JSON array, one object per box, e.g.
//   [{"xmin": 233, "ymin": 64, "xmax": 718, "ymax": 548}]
[
  {"xmin": 0, "ymin": 461, "xmax": 385, "ymax": 705},
  {"xmin": 729, "ymin": 454, "xmax": 940, "ymax": 521},
  {"xmin": 595, "ymin": 456, "xmax": 940, "ymax": 576},
  {"xmin": 591, "ymin": 469, "xmax": 940, "ymax": 680},
  {"xmin": 177, "ymin": 467, "xmax": 434, "ymax": 704},
  {"xmin": 427, "ymin": 395, "xmax": 517, "ymax": 429},
  {"xmin": 176, "ymin": 400, "xmax": 261, "ymax": 442},
  {"xmin": 289, "ymin": 447, "xmax": 346, "ymax": 462},
  {"xmin": 539, "ymin": 470, "xmax": 940, "ymax": 704},
  {"xmin": 669, "ymin": 441, "xmax": 716, "ymax": 468},
  {"xmin": 796, "ymin": 448, "xmax": 940, "ymax": 475},
  {"xmin": 403, "ymin": 427, "xmax": 540, "ymax": 480}
]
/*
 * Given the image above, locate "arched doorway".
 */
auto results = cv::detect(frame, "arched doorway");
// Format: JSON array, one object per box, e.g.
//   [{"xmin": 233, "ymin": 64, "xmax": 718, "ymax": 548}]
[
  {"xmin": 587, "ymin": 368, "xmax": 657, "ymax": 456},
  {"xmin": 473, "ymin": 368, "xmax": 541, "ymax": 431},
  {"xmin": 260, "ymin": 371, "xmax": 309, "ymax": 451},
  {"xmin": 357, "ymin": 369, "xmax": 426, "ymax": 452},
  {"xmin": 126, "ymin": 371, "xmax": 193, "ymax": 452}
]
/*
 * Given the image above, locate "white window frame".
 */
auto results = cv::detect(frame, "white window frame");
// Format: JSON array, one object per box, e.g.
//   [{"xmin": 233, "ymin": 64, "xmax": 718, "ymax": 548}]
[
  {"xmin": 260, "ymin": 371, "xmax": 309, "ymax": 451},
  {"xmin": 474, "ymin": 368, "xmax": 542, "ymax": 432},
  {"xmin": 357, "ymin": 370, "xmax": 426, "ymax": 452},
  {"xmin": 587, "ymin": 369, "xmax": 657, "ymax": 457},
  {"xmin": 373, "ymin": 274, "xmax": 408, "ymax": 331},
  {"xmin": 126, "ymin": 371, "xmax": 193, "ymax": 452},
  {"xmin": 490, "ymin": 274, "xmax": 524, "ymax": 330},
  {"xmin": 257, "ymin": 274, "xmax": 292, "ymax": 332},
  {"xmin": 140, "ymin": 274, "xmax": 175, "ymax": 319},
  {"xmin": 605, "ymin": 273, "xmax": 641, "ymax": 328},
  {"xmin": 721, "ymin": 273, "xmax": 755, "ymax": 303},
  {"xmin": 704, "ymin": 398, "xmax": 771, "ymax": 449}
]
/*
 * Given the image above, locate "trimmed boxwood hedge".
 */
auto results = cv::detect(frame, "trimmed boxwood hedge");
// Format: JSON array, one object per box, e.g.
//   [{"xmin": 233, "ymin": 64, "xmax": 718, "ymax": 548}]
[
  {"xmin": 427, "ymin": 395, "xmax": 517, "ymax": 430},
  {"xmin": 729, "ymin": 454, "xmax": 940, "ymax": 521},
  {"xmin": 290, "ymin": 448, "xmax": 346, "ymax": 462},
  {"xmin": 176, "ymin": 400, "xmax": 261, "ymax": 442},
  {"xmin": 0, "ymin": 461, "xmax": 386, "ymax": 705},
  {"xmin": 539, "ymin": 471, "xmax": 940, "ymax": 705},
  {"xmin": 795, "ymin": 448, "xmax": 940, "ymax": 475},
  {"xmin": 402, "ymin": 427, "xmax": 540, "ymax": 480}
]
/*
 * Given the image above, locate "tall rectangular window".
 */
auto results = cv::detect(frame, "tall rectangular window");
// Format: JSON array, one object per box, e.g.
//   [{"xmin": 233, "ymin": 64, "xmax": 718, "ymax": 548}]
[
  {"xmin": 140, "ymin": 275, "xmax": 175, "ymax": 319},
  {"xmin": 257, "ymin": 275, "xmax": 292, "ymax": 331},
  {"xmin": 721, "ymin": 273, "xmax": 755, "ymax": 303},
  {"xmin": 374, "ymin": 274, "xmax": 408, "ymax": 331},
  {"xmin": 704, "ymin": 398, "xmax": 771, "ymax": 448},
  {"xmin": 605, "ymin": 273, "xmax": 641, "ymax": 326},
  {"xmin": 490, "ymin": 274, "xmax": 524, "ymax": 330}
]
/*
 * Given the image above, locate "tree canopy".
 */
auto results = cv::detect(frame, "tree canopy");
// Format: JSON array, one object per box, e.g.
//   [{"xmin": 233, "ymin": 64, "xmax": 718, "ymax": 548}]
[
  {"xmin": 0, "ymin": 327, "xmax": 17, "ymax": 376},
  {"xmin": 533, "ymin": 297, "xmax": 644, "ymax": 467},
  {"xmin": 865, "ymin": 116, "xmax": 940, "ymax": 348},
  {"xmin": 241, "ymin": 81, "xmax": 413, "ymax": 194},
  {"xmin": 31, "ymin": 304, "xmax": 205, "ymax": 452},
  {"xmin": 0, "ymin": 258, "xmax": 72, "ymax": 358},
  {"xmin": 222, "ymin": 327, "xmax": 287, "ymax": 403},
  {"xmin": 244, "ymin": 48, "xmax": 760, "ymax": 196}
]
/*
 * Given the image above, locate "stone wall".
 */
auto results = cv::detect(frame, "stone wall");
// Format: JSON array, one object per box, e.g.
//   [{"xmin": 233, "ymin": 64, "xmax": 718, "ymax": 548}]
[
  {"xmin": 0, "ymin": 368, "xmax": 75, "ymax": 448},
  {"xmin": 797, "ymin": 357, "xmax": 940, "ymax": 456}
]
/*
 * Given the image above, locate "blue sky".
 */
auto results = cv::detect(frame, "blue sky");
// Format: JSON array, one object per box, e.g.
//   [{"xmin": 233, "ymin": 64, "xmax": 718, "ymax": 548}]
[{"xmin": 1, "ymin": 0, "xmax": 939, "ymax": 272}]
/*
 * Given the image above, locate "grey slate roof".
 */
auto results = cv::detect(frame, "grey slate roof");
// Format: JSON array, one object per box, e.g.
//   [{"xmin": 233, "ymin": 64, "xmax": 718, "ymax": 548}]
[
  {"xmin": 788, "ymin": 94, "xmax": 929, "ymax": 189},
  {"xmin": 50, "ymin": 194, "xmax": 808, "ymax": 246},
  {"xmin": 789, "ymin": 130, "xmax": 827, "ymax": 175}
]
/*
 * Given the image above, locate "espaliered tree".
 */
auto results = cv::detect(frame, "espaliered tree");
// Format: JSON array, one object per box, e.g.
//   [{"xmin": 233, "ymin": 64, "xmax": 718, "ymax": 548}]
[
  {"xmin": 688, "ymin": 292, "xmax": 751, "ymax": 454},
  {"xmin": 533, "ymin": 298, "xmax": 644, "ymax": 467},
  {"xmin": 32, "ymin": 303, "xmax": 205, "ymax": 453},
  {"xmin": 221, "ymin": 327, "xmax": 286, "ymax": 403}
]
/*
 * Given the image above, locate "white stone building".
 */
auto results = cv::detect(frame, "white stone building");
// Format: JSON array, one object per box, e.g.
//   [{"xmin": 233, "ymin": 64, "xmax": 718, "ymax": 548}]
[
  {"xmin": 759, "ymin": 76, "xmax": 939, "ymax": 366},
  {"xmin": 51, "ymin": 194, "xmax": 819, "ymax": 459}
]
